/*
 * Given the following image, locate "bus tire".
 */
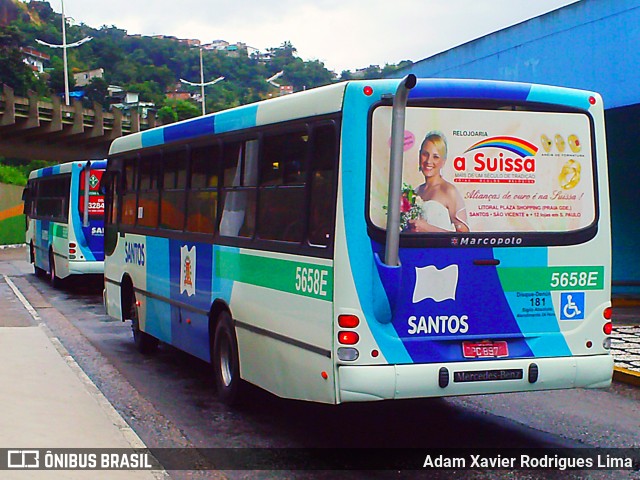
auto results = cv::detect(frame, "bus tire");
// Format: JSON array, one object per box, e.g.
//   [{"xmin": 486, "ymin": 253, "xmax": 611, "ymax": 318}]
[
  {"xmin": 128, "ymin": 292, "xmax": 159, "ymax": 354},
  {"xmin": 31, "ymin": 243, "xmax": 44, "ymax": 277},
  {"xmin": 212, "ymin": 311, "xmax": 245, "ymax": 405},
  {"xmin": 49, "ymin": 250, "xmax": 61, "ymax": 288}
]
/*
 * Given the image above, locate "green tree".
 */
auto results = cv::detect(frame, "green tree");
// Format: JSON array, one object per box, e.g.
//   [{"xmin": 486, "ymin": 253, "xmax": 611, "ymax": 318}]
[
  {"xmin": 0, "ymin": 25, "xmax": 45, "ymax": 96},
  {"xmin": 157, "ymin": 105, "xmax": 178, "ymax": 124},
  {"xmin": 284, "ymin": 58, "xmax": 334, "ymax": 91},
  {"xmin": 83, "ymin": 77, "xmax": 109, "ymax": 109},
  {"xmin": 159, "ymin": 99, "xmax": 200, "ymax": 123},
  {"xmin": 125, "ymin": 80, "xmax": 164, "ymax": 106}
]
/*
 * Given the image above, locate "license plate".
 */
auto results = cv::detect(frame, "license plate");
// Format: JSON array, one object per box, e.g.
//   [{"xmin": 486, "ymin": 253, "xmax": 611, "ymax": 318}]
[{"xmin": 462, "ymin": 341, "xmax": 508, "ymax": 358}]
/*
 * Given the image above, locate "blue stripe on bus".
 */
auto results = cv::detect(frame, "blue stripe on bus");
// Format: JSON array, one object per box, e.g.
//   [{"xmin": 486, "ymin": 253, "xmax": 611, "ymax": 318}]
[
  {"xmin": 146, "ymin": 236, "xmax": 172, "ymax": 344},
  {"xmin": 214, "ymin": 105, "xmax": 259, "ymax": 134},
  {"xmin": 164, "ymin": 116, "xmax": 215, "ymax": 143},
  {"xmin": 342, "ymin": 81, "xmax": 413, "ymax": 364},
  {"xmin": 141, "ymin": 129, "xmax": 165, "ymax": 148},
  {"xmin": 527, "ymin": 85, "xmax": 593, "ymax": 110},
  {"xmin": 40, "ymin": 166, "xmax": 58, "ymax": 177},
  {"xmin": 68, "ymin": 164, "xmax": 91, "ymax": 260},
  {"xmin": 166, "ymin": 240, "xmax": 214, "ymax": 362},
  {"xmin": 409, "ymin": 79, "xmax": 531, "ymax": 102},
  {"xmin": 91, "ymin": 160, "xmax": 108, "ymax": 170}
]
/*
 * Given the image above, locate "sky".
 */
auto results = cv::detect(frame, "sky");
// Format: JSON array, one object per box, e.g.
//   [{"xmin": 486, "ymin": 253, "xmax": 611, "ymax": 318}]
[{"xmin": 48, "ymin": 0, "xmax": 579, "ymax": 73}]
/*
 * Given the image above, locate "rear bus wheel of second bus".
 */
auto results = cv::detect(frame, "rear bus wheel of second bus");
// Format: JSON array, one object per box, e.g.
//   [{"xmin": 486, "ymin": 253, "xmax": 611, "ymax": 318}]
[
  {"xmin": 128, "ymin": 294, "xmax": 159, "ymax": 354},
  {"xmin": 48, "ymin": 250, "xmax": 61, "ymax": 288},
  {"xmin": 213, "ymin": 312, "xmax": 245, "ymax": 406},
  {"xmin": 31, "ymin": 243, "xmax": 45, "ymax": 277}
]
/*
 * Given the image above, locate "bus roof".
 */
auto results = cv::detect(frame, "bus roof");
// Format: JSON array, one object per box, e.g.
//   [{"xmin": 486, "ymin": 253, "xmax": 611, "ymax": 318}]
[
  {"xmin": 28, "ymin": 159, "xmax": 108, "ymax": 180},
  {"xmin": 108, "ymin": 77, "xmax": 600, "ymax": 157},
  {"xmin": 109, "ymin": 81, "xmax": 350, "ymax": 156}
]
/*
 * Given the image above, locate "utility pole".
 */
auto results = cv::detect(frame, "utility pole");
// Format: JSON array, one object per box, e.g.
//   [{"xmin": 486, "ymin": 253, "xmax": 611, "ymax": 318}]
[
  {"xmin": 35, "ymin": 0, "xmax": 92, "ymax": 106},
  {"xmin": 180, "ymin": 47, "xmax": 224, "ymax": 115}
]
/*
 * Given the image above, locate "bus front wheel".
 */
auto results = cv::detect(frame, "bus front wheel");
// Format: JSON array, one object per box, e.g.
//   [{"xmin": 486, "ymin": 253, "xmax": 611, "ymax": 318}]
[
  {"xmin": 128, "ymin": 293, "xmax": 159, "ymax": 354},
  {"xmin": 212, "ymin": 311, "xmax": 245, "ymax": 405}
]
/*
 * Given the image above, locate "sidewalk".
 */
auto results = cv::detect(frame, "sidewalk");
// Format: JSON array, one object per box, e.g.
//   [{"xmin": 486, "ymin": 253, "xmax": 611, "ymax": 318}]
[
  {"xmin": 611, "ymin": 297, "xmax": 640, "ymax": 386},
  {"xmin": 0, "ymin": 268, "xmax": 165, "ymax": 479}
]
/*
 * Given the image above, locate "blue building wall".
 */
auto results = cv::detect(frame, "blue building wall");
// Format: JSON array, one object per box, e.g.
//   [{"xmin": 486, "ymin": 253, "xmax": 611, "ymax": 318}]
[
  {"xmin": 398, "ymin": 0, "xmax": 640, "ymax": 109},
  {"xmin": 396, "ymin": 0, "xmax": 640, "ymax": 291}
]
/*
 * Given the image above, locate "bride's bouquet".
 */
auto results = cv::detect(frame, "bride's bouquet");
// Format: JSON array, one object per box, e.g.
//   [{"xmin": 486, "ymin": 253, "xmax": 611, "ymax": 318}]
[{"xmin": 385, "ymin": 182, "xmax": 424, "ymax": 231}]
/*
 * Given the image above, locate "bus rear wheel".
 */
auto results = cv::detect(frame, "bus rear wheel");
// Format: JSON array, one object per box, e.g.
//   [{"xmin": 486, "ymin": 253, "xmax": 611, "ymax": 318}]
[
  {"xmin": 49, "ymin": 250, "xmax": 61, "ymax": 288},
  {"xmin": 128, "ymin": 293, "xmax": 158, "ymax": 354},
  {"xmin": 212, "ymin": 311, "xmax": 245, "ymax": 405},
  {"xmin": 31, "ymin": 243, "xmax": 45, "ymax": 277}
]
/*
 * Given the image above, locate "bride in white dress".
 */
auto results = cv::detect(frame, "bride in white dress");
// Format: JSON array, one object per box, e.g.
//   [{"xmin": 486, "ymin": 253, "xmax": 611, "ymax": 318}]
[{"xmin": 408, "ymin": 131, "xmax": 469, "ymax": 233}]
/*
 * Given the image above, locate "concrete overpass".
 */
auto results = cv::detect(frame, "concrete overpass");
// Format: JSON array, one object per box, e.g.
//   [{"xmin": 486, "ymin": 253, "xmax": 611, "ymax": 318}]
[{"xmin": 0, "ymin": 84, "xmax": 156, "ymax": 162}]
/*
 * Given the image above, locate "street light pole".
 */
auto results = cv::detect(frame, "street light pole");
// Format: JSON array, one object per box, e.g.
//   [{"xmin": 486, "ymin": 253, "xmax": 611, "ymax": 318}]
[
  {"xmin": 199, "ymin": 47, "xmax": 205, "ymax": 116},
  {"xmin": 61, "ymin": 0, "xmax": 69, "ymax": 106},
  {"xmin": 35, "ymin": 0, "xmax": 92, "ymax": 106},
  {"xmin": 180, "ymin": 47, "xmax": 224, "ymax": 116}
]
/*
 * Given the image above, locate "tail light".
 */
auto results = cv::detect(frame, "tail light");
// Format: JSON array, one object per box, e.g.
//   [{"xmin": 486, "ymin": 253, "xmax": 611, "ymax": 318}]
[
  {"xmin": 338, "ymin": 314, "xmax": 360, "ymax": 328},
  {"xmin": 338, "ymin": 331, "xmax": 359, "ymax": 345}
]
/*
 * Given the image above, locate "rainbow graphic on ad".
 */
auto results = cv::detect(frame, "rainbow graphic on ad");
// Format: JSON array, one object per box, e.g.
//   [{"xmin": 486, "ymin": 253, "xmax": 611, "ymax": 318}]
[{"xmin": 464, "ymin": 136, "xmax": 539, "ymax": 158}]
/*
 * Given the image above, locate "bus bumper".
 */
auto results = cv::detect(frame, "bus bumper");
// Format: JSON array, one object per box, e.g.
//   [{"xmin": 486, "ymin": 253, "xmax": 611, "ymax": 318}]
[
  {"xmin": 337, "ymin": 355, "xmax": 614, "ymax": 403},
  {"xmin": 68, "ymin": 260, "xmax": 104, "ymax": 276}
]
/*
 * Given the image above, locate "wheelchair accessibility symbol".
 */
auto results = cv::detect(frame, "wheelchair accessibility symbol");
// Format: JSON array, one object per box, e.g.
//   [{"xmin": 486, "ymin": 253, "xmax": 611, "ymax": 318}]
[{"xmin": 560, "ymin": 292, "xmax": 585, "ymax": 320}]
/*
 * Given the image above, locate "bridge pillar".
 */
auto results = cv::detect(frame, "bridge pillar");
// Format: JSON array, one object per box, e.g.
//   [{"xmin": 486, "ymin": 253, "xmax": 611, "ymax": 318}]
[{"xmin": 1, "ymin": 85, "xmax": 15, "ymax": 126}]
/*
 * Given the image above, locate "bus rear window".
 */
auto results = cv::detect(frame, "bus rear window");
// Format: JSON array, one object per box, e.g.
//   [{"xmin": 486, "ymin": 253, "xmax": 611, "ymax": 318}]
[{"xmin": 369, "ymin": 106, "xmax": 596, "ymax": 235}]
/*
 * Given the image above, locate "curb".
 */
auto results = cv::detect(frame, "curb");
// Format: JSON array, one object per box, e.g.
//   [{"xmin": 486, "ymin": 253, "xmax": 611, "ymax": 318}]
[
  {"xmin": 0, "ymin": 243, "xmax": 26, "ymax": 250},
  {"xmin": 613, "ymin": 366, "xmax": 640, "ymax": 387}
]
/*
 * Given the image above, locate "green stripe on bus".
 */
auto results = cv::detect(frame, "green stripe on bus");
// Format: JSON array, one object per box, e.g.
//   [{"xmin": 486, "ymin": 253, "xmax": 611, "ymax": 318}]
[
  {"xmin": 215, "ymin": 250, "xmax": 334, "ymax": 301},
  {"xmin": 52, "ymin": 224, "xmax": 68, "ymax": 239},
  {"xmin": 497, "ymin": 266, "xmax": 605, "ymax": 291}
]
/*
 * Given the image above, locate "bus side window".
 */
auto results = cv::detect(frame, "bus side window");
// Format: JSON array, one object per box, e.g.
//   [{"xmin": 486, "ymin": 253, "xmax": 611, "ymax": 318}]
[
  {"xmin": 308, "ymin": 123, "xmax": 337, "ymax": 247},
  {"xmin": 137, "ymin": 153, "xmax": 160, "ymax": 229},
  {"xmin": 219, "ymin": 140, "xmax": 257, "ymax": 238},
  {"xmin": 257, "ymin": 130, "xmax": 307, "ymax": 242},
  {"xmin": 186, "ymin": 144, "xmax": 219, "ymax": 234},
  {"xmin": 104, "ymin": 170, "xmax": 120, "ymax": 256},
  {"xmin": 121, "ymin": 157, "xmax": 137, "ymax": 226},
  {"xmin": 161, "ymin": 147, "xmax": 188, "ymax": 231}
]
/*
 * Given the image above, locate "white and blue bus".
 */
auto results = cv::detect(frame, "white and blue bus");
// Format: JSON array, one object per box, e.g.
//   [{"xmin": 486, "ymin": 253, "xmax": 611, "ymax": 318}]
[
  {"xmin": 24, "ymin": 160, "xmax": 107, "ymax": 287},
  {"xmin": 103, "ymin": 76, "xmax": 613, "ymax": 405}
]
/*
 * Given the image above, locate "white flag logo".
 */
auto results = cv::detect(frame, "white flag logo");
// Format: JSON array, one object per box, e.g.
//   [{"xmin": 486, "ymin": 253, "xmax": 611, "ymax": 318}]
[
  {"xmin": 180, "ymin": 245, "xmax": 196, "ymax": 296},
  {"xmin": 412, "ymin": 264, "xmax": 459, "ymax": 303}
]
